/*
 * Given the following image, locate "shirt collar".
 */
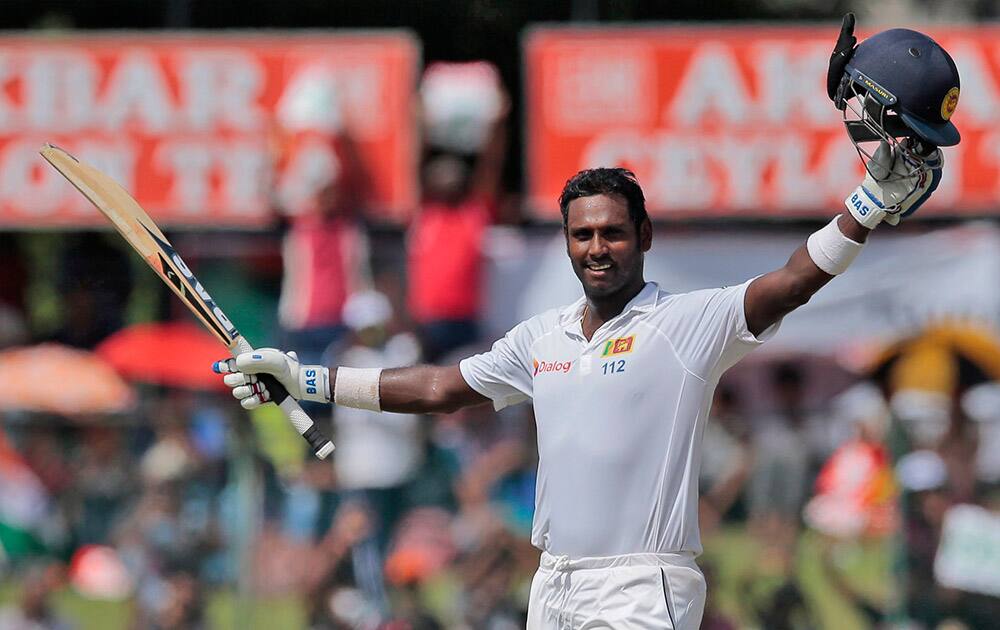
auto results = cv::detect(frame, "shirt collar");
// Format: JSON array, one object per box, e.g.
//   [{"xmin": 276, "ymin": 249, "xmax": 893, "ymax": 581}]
[{"xmin": 558, "ymin": 282, "xmax": 662, "ymax": 330}]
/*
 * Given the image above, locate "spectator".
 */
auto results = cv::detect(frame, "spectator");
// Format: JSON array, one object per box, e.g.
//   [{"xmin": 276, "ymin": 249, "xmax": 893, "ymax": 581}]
[
  {"xmin": 458, "ymin": 532, "xmax": 524, "ymax": 629},
  {"xmin": 334, "ymin": 290, "xmax": 423, "ymax": 504},
  {"xmin": 748, "ymin": 362, "xmax": 818, "ymax": 564},
  {"xmin": 52, "ymin": 234, "xmax": 132, "ymax": 349},
  {"xmin": 0, "ymin": 234, "xmax": 28, "ymax": 313},
  {"xmin": 331, "ymin": 290, "xmax": 423, "ymax": 618},
  {"xmin": 700, "ymin": 563, "xmax": 739, "ymax": 630},
  {"xmin": 0, "ymin": 233, "xmax": 28, "ymax": 348},
  {"xmin": 700, "ymin": 384, "xmax": 753, "ymax": 533},
  {"xmin": 276, "ymin": 131, "xmax": 372, "ymax": 367},
  {"xmin": 407, "ymin": 91, "xmax": 509, "ymax": 362},
  {"xmin": 302, "ymin": 501, "xmax": 380, "ymax": 629},
  {"xmin": 0, "ymin": 562, "xmax": 73, "ymax": 630},
  {"xmin": 71, "ymin": 427, "xmax": 136, "ymax": 547},
  {"xmin": 130, "ymin": 565, "xmax": 204, "ymax": 630}
]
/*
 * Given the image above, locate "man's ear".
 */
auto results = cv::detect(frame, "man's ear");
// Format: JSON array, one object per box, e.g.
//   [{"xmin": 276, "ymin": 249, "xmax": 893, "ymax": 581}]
[{"xmin": 640, "ymin": 218, "xmax": 652, "ymax": 252}]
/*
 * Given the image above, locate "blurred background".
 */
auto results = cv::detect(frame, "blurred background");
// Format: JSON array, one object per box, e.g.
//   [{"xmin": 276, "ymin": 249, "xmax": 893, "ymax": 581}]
[{"xmin": 1, "ymin": 1, "xmax": 1000, "ymax": 629}]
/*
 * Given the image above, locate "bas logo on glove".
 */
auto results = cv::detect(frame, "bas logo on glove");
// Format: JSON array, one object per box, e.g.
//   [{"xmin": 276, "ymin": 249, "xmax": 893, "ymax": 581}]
[
  {"xmin": 848, "ymin": 189, "xmax": 878, "ymax": 218},
  {"xmin": 305, "ymin": 369, "xmax": 319, "ymax": 396}
]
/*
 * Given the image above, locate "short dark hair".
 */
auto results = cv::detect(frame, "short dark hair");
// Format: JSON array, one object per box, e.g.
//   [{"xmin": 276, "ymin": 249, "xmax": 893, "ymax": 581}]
[{"xmin": 558, "ymin": 168, "xmax": 648, "ymax": 234}]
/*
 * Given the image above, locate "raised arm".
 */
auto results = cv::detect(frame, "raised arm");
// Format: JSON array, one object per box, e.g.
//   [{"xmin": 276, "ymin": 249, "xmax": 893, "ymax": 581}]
[
  {"xmin": 363, "ymin": 364, "xmax": 489, "ymax": 414},
  {"xmin": 744, "ymin": 214, "xmax": 868, "ymax": 336},
  {"xmin": 745, "ymin": 132, "xmax": 945, "ymax": 337}
]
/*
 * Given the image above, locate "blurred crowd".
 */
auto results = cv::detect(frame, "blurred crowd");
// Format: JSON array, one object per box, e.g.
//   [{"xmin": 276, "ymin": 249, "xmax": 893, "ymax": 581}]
[{"xmin": 1, "ymin": 60, "xmax": 999, "ymax": 630}]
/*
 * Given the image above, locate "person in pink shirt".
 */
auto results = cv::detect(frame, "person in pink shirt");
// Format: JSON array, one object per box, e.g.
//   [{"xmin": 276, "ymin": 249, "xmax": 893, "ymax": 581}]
[
  {"xmin": 278, "ymin": 133, "xmax": 371, "ymax": 366},
  {"xmin": 407, "ymin": 100, "xmax": 508, "ymax": 362}
]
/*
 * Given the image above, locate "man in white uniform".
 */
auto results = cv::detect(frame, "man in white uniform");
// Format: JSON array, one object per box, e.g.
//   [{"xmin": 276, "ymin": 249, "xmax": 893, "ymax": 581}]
[{"xmin": 215, "ymin": 18, "xmax": 958, "ymax": 629}]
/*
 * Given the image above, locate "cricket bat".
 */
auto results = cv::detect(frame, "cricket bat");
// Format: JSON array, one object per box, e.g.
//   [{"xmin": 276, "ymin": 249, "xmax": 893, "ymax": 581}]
[{"xmin": 40, "ymin": 144, "xmax": 335, "ymax": 459}]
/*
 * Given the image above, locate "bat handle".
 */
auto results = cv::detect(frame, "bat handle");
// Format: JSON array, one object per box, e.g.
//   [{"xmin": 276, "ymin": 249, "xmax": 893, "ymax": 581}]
[{"xmin": 232, "ymin": 336, "xmax": 335, "ymax": 460}]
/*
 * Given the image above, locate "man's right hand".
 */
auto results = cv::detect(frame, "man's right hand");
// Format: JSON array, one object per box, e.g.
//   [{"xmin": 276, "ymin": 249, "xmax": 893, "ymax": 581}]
[{"xmin": 213, "ymin": 348, "xmax": 330, "ymax": 409}]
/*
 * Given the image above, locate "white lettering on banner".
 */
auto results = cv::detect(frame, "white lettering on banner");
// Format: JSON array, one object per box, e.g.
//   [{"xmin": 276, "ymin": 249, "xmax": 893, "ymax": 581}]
[
  {"xmin": 276, "ymin": 136, "xmax": 341, "ymax": 214},
  {"xmin": 0, "ymin": 55, "xmax": 17, "ymax": 131},
  {"xmin": 947, "ymin": 43, "xmax": 1000, "ymax": 125},
  {"xmin": 1, "ymin": 139, "xmax": 71, "ymax": 213},
  {"xmin": 335, "ymin": 64, "xmax": 388, "ymax": 137},
  {"xmin": 102, "ymin": 50, "xmax": 175, "ymax": 132},
  {"xmin": 708, "ymin": 137, "xmax": 774, "ymax": 208},
  {"xmin": 0, "ymin": 35, "xmax": 417, "ymax": 225},
  {"xmin": 155, "ymin": 142, "xmax": 214, "ymax": 211},
  {"xmin": 581, "ymin": 130, "xmax": 878, "ymax": 212},
  {"xmin": 752, "ymin": 42, "xmax": 832, "ymax": 125},
  {"xmin": 0, "ymin": 140, "xmax": 137, "ymax": 218},
  {"xmin": 551, "ymin": 45, "xmax": 652, "ymax": 131},
  {"xmin": 667, "ymin": 43, "xmax": 750, "ymax": 125},
  {"xmin": 650, "ymin": 137, "xmax": 716, "ymax": 210},
  {"xmin": 216, "ymin": 140, "xmax": 270, "ymax": 214},
  {"xmin": 24, "ymin": 51, "xmax": 100, "ymax": 133},
  {"xmin": 178, "ymin": 50, "xmax": 264, "ymax": 131},
  {"xmin": 771, "ymin": 138, "xmax": 858, "ymax": 209}
]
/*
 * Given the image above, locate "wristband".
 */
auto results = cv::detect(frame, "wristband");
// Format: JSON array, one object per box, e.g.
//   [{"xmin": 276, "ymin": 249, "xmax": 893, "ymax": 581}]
[
  {"xmin": 806, "ymin": 215, "xmax": 864, "ymax": 275},
  {"xmin": 333, "ymin": 367, "xmax": 382, "ymax": 412}
]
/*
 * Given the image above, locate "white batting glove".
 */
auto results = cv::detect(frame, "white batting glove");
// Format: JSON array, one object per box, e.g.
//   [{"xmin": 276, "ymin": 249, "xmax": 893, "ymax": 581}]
[
  {"xmin": 214, "ymin": 349, "xmax": 330, "ymax": 409},
  {"xmin": 845, "ymin": 140, "xmax": 943, "ymax": 229}
]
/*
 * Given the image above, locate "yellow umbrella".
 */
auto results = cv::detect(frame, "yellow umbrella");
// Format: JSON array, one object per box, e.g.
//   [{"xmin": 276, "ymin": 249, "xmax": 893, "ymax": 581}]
[
  {"xmin": 0, "ymin": 343, "xmax": 134, "ymax": 415},
  {"xmin": 869, "ymin": 323, "xmax": 1000, "ymax": 395}
]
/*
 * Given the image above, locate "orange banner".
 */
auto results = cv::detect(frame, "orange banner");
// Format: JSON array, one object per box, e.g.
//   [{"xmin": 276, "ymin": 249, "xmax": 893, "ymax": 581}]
[
  {"xmin": 525, "ymin": 26, "xmax": 1000, "ymax": 219},
  {"xmin": 0, "ymin": 33, "xmax": 418, "ymax": 227}
]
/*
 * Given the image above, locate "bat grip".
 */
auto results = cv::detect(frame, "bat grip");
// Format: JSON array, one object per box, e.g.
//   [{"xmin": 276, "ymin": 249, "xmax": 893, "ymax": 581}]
[{"xmin": 232, "ymin": 337, "xmax": 335, "ymax": 460}]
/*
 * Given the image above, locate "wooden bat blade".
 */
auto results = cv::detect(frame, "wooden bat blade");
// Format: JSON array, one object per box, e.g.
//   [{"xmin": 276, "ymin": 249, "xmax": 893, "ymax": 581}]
[
  {"xmin": 40, "ymin": 144, "xmax": 238, "ymax": 349},
  {"xmin": 40, "ymin": 143, "xmax": 335, "ymax": 460},
  {"xmin": 39, "ymin": 144, "xmax": 169, "ymax": 252}
]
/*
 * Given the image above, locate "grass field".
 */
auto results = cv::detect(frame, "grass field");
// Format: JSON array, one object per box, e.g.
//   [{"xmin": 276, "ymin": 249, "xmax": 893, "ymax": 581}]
[{"xmin": 1, "ymin": 527, "xmax": 891, "ymax": 629}]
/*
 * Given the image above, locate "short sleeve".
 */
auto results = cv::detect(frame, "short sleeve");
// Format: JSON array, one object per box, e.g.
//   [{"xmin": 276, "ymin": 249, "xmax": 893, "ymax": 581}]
[
  {"xmin": 459, "ymin": 319, "xmax": 538, "ymax": 411},
  {"xmin": 661, "ymin": 278, "xmax": 780, "ymax": 380}
]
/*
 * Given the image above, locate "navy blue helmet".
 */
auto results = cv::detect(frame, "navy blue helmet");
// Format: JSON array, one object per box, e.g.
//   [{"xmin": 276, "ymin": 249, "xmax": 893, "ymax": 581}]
[{"xmin": 827, "ymin": 15, "xmax": 958, "ymax": 180}]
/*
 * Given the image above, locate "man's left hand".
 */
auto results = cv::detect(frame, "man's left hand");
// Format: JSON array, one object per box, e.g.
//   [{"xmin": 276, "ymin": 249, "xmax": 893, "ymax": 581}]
[{"xmin": 845, "ymin": 140, "xmax": 943, "ymax": 229}]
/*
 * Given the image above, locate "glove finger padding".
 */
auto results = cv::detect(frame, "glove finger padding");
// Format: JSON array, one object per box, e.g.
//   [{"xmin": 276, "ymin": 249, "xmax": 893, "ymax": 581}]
[
  {"xmin": 866, "ymin": 141, "xmax": 894, "ymax": 180},
  {"xmin": 827, "ymin": 12, "xmax": 857, "ymax": 105},
  {"xmin": 223, "ymin": 372, "xmax": 257, "ymax": 387},
  {"xmin": 212, "ymin": 357, "xmax": 237, "ymax": 374},
  {"xmin": 232, "ymin": 382, "xmax": 270, "ymax": 409}
]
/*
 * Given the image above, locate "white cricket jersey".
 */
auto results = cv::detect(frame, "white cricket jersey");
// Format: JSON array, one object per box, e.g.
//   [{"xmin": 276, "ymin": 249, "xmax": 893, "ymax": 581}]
[{"xmin": 459, "ymin": 280, "xmax": 779, "ymax": 558}]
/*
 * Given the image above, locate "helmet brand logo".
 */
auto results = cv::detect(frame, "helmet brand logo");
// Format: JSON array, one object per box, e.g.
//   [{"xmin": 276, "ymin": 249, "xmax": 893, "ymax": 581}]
[
  {"xmin": 941, "ymin": 87, "xmax": 960, "ymax": 121},
  {"xmin": 854, "ymin": 70, "xmax": 896, "ymax": 105}
]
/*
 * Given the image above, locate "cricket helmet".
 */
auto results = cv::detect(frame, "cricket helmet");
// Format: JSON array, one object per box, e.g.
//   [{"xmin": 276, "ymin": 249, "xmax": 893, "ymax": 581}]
[{"xmin": 827, "ymin": 16, "xmax": 958, "ymax": 184}]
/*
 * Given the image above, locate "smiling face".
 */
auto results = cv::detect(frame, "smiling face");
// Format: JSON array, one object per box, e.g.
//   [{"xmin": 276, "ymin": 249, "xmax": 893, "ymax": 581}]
[{"xmin": 565, "ymin": 193, "xmax": 651, "ymax": 300}]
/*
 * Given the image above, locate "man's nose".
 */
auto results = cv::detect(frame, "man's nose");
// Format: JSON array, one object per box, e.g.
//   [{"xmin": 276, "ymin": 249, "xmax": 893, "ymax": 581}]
[{"xmin": 588, "ymin": 235, "xmax": 609, "ymax": 256}]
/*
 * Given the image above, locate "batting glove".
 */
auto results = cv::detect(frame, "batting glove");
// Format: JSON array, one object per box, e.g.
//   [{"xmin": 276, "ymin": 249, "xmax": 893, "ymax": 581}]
[
  {"xmin": 213, "ymin": 349, "xmax": 330, "ymax": 410},
  {"xmin": 845, "ymin": 140, "xmax": 943, "ymax": 229}
]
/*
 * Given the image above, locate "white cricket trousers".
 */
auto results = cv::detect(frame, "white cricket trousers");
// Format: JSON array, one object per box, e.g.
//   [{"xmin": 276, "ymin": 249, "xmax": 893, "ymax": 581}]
[{"xmin": 526, "ymin": 551, "xmax": 706, "ymax": 630}]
